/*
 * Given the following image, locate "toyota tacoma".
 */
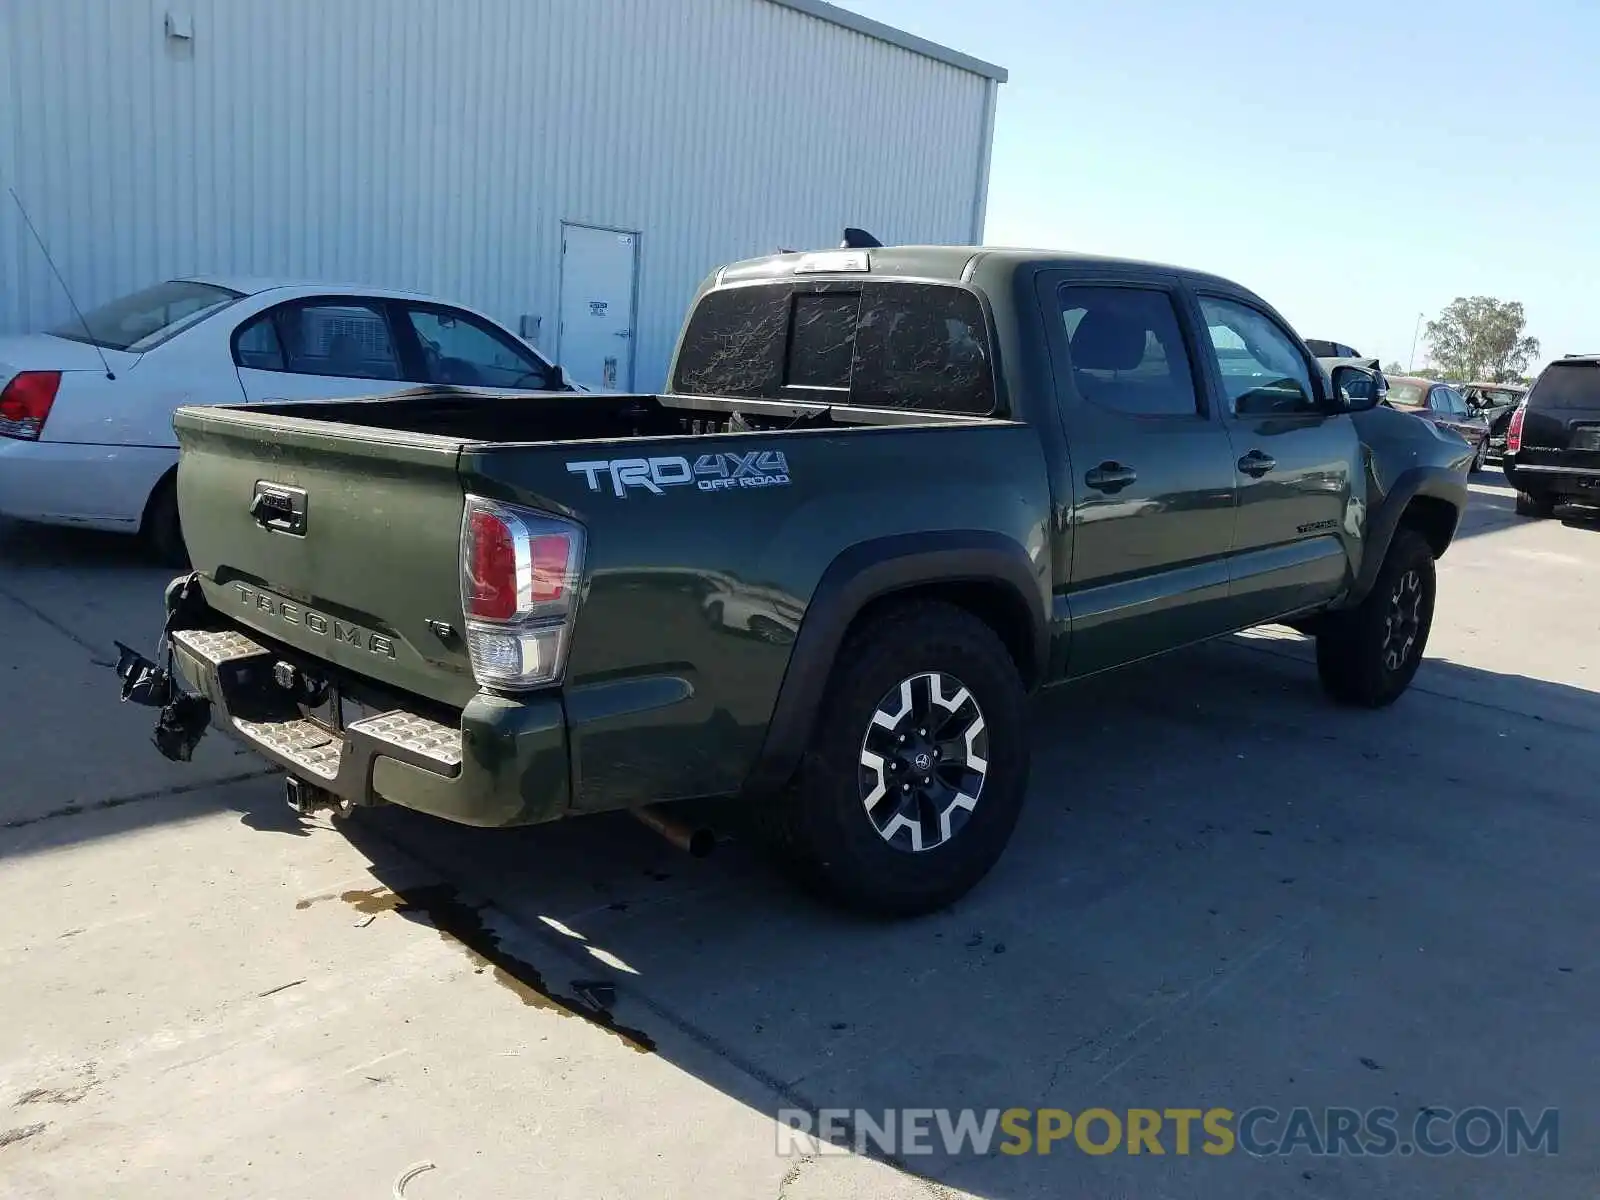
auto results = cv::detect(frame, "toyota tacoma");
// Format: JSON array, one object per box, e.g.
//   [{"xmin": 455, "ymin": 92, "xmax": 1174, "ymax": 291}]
[{"xmin": 132, "ymin": 241, "xmax": 1470, "ymax": 915}]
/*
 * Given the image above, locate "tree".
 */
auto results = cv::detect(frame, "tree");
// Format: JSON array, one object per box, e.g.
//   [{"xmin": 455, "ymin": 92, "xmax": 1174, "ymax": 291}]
[
  {"xmin": 1382, "ymin": 360, "xmax": 1405, "ymax": 375},
  {"xmin": 1424, "ymin": 297, "xmax": 1540, "ymax": 383}
]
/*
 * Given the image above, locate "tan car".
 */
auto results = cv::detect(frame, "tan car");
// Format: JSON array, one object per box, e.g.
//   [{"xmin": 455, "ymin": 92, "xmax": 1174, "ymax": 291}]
[{"xmin": 1385, "ymin": 376, "xmax": 1492, "ymax": 472}]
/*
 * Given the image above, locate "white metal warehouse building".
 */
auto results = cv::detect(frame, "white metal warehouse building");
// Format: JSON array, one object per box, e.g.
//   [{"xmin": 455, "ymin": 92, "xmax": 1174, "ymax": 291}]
[{"xmin": 0, "ymin": 0, "xmax": 1004, "ymax": 390}]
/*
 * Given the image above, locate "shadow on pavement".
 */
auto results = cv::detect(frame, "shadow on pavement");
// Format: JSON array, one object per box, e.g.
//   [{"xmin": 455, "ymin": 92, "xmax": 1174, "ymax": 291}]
[
  {"xmin": 4, "ymin": 499, "xmax": 1597, "ymax": 1195},
  {"xmin": 1460, "ymin": 478, "xmax": 1600, "ymax": 538},
  {"xmin": 0, "ymin": 516, "xmax": 156, "ymax": 570},
  {"xmin": 323, "ymin": 636, "xmax": 1597, "ymax": 1199}
]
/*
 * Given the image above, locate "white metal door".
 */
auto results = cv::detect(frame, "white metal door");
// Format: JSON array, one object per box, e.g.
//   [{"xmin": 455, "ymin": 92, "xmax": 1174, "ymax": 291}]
[{"xmin": 559, "ymin": 224, "xmax": 638, "ymax": 391}]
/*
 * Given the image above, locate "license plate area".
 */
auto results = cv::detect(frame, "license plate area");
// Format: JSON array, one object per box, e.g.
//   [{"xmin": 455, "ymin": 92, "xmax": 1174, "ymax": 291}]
[
  {"xmin": 1573, "ymin": 426, "xmax": 1600, "ymax": 451},
  {"xmin": 297, "ymin": 687, "xmax": 386, "ymax": 734},
  {"xmin": 301, "ymin": 691, "xmax": 341, "ymax": 732},
  {"xmin": 339, "ymin": 695, "xmax": 387, "ymax": 729}
]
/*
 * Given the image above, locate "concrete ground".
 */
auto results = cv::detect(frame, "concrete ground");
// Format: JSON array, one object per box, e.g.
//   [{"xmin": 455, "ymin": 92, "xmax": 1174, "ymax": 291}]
[{"xmin": 1, "ymin": 479, "xmax": 1596, "ymax": 1199}]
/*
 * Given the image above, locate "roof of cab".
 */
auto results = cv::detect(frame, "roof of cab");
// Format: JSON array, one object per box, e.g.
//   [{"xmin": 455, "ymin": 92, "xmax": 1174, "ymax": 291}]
[{"xmin": 715, "ymin": 245, "xmax": 1247, "ymax": 294}]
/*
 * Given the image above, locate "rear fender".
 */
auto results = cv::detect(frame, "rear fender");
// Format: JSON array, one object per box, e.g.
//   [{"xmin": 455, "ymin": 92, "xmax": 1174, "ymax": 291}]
[{"xmin": 742, "ymin": 530, "xmax": 1047, "ymax": 796}]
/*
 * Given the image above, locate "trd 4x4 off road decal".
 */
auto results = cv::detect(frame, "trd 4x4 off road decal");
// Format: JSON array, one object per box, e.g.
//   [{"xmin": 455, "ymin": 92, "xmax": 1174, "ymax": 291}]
[{"xmin": 567, "ymin": 451, "xmax": 791, "ymax": 498}]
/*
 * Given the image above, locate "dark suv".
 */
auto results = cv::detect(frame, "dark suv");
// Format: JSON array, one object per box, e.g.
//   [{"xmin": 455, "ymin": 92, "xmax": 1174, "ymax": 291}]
[{"xmin": 1503, "ymin": 355, "xmax": 1600, "ymax": 516}]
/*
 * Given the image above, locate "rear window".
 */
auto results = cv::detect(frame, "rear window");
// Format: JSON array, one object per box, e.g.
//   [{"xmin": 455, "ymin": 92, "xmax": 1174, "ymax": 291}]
[
  {"xmin": 1304, "ymin": 339, "xmax": 1359, "ymax": 358},
  {"xmin": 1528, "ymin": 362, "xmax": 1600, "ymax": 411},
  {"xmin": 1386, "ymin": 382, "xmax": 1427, "ymax": 407},
  {"xmin": 1472, "ymin": 387, "xmax": 1523, "ymax": 407},
  {"xmin": 672, "ymin": 281, "xmax": 995, "ymax": 415},
  {"xmin": 52, "ymin": 281, "xmax": 243, "ymax": 352}
]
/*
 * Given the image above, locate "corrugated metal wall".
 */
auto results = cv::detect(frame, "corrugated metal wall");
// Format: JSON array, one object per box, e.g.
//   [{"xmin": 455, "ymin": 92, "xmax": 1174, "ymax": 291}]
[{"xmin": 1, "ymin": 0, "xmax": 996, "ymax": 388}]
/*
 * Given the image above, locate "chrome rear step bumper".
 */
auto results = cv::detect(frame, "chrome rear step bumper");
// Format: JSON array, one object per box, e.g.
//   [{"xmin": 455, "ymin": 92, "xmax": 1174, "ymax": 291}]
[
  {"xmin": 171, "ymin": 626, "xmax": 462, "ymax": 789},
  {"xmin": 165, "ymin": 621, "xmax": 569, "ymax": 827}
]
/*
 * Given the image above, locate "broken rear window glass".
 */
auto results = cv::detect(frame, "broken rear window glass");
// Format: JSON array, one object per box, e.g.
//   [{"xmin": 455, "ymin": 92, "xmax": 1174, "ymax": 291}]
[
  {"xmin": 785, "ymin": 291, "xmax": 859, "ymax": 390},
  {"xmin": 672, "ymin": 281, "xmax": 995, "ymax": 415},
  {"xmin": 851, "ymin": 283, "xmax": 994, "ymax": 415},
  {"xmin": 671, "ymin": 284, "xmax": 789, "ymax": 399}
]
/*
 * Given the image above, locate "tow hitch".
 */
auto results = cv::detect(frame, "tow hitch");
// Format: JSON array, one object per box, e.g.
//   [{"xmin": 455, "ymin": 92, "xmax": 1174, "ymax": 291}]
[{"xmin": 285, "ymin": 775, "xmax": 353, "ymax": 819}]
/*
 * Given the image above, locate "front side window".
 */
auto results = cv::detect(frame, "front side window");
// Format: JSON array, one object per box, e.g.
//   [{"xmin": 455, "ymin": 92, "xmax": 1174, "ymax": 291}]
[
  {"xmin": 403, "ymin": 306, "xmax": 554, "ymax": 389},
  {"xmin": 1199, "ymin": 296, "xmax": 1319, "ymax": 416},
  {"xmin": 271, "ymin": 302, "xmax": 402, "ymax": 380},
  {"xmin": 1059, "ymin": 285, "xmax": 1201, "ymax": 417},
  {"xmin": 53, "ymin": 281, "xmax": 242, "ymax": 353}
]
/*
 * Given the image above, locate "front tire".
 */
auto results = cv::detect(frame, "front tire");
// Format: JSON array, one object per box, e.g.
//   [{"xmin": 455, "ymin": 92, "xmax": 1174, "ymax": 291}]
[
  {"xmin": 1315, "ymin": 529, "xmax": 1435, "ymax": 708},
  {"xmin": 764, "ymin": 601, "xmax": 1029, "ymax": 916},
  {"xmin": 1515, "ymin": 489, "xmax": 1556, "ymax": 518}
]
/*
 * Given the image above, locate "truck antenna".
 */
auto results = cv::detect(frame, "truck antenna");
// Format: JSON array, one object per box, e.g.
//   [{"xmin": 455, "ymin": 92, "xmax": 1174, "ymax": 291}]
[{"xmin": 7, "ymin": 186, "xmax": 115, "ymax": 379}]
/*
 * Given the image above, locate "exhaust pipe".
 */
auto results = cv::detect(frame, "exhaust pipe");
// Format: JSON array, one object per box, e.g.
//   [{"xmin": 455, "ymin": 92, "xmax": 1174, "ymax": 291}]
[{"xmin": 632, "ymin": 804, "xmax": 716, "ymax": 858}]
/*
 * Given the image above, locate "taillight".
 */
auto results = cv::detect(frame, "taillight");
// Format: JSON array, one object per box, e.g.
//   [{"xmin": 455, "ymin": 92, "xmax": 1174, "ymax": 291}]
[
  {"xmin": 0, "ymin": 371, "xmax": 62, "ymax": 440},
  {"xmin": 459, "ymin": 495, "xmax": 585, "ymax": 689},
  {"xmin": 1506, "ymin": 403, "xmax": 1526, "ymax": 454}
]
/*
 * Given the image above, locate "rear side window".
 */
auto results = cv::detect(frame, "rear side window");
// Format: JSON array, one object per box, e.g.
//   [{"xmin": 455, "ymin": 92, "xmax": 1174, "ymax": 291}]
[
  {"xmin": 1059, "ymin": 285, "xmax": 1201, "ymax": 416},
  {"xmin": 272, "ymin": 302, "xmax": 403, "ymax": 381},
  {"xmin": 672, "ymin": 281, "xmax": 995, "ymax": 415},
  {"xmin": 1528, "ymin": 361, "xmax": 1600, "ymax": 411},
  {"xmin": 234, "ymin": 313, "xmax": 286, "ymax": 370}
]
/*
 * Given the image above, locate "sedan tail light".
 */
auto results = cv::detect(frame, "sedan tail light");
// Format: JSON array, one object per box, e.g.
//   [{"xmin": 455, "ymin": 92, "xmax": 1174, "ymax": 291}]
[
  {"xmin": 1506, "ymin": 402, "xmax": 1526, "ymax": 454},
  {"xmin": 0, "ymin": 371, "xmax": 62, "ymax": 440},
  {"xmin": 459, "ymin": 495, "xmax": 585, "ymax": 689}
]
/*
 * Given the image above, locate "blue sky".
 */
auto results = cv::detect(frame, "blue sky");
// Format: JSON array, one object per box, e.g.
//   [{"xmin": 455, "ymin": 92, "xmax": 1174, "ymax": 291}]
[{"xmin": 843, "ymin": 0, "xmax": 1594, "ymax": 373}]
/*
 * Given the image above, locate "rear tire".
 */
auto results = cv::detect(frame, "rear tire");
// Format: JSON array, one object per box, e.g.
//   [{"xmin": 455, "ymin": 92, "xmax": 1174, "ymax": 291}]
[
  {"xmin": 1471, "ymin": 439, "xmax": 1488, "ymax": 473},
  {"xmin": 1315, "ymin": 529, "xmax": 1435, "ymax": 708},
  {"xmin": 142, "ymin": 475, "xmax": 189, "ymax": 568},
  {"xmin": 762, "ymin": 601, "xmax": 1029, "ymax": 917},
  {"xmin": 1515, "ymin": 489, "xmax": 1556, "ymax": 519}
]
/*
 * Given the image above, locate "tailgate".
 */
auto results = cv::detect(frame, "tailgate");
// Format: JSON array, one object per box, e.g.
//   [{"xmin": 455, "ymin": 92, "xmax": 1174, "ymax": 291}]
[{"xmin": 174, "ymin": 405, "xmax": 477, "ymax": 706}]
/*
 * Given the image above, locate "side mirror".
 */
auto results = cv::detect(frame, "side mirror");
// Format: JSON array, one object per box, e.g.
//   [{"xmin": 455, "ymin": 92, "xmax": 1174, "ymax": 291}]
[
  {"xmin": 550, "ymin": 364, "xmax": 570, "ymax": 390},
  {"xmin": 1331, "ymin": 364, "xmax": 1383, "ymax": 412}
]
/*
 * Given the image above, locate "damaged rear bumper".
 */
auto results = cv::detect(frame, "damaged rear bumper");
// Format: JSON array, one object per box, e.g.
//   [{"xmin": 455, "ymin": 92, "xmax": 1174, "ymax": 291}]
[{"xmin": 168, "ymin": 622, "xmax": 571, "ymax": 828}]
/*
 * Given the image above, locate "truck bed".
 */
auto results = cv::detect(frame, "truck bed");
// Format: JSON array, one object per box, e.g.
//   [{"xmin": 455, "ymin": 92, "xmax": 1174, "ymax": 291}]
[
  {"xmin": 170, "ymin": 389, "xmax": 1043, "ymax": 814},
  {"xmin": 232, "ymin": 385, "xmax": 992, "ymax": 443}
]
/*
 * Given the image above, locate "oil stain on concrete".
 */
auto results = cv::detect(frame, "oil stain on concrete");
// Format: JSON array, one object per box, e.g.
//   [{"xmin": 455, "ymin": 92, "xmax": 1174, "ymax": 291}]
[{"xmin": 299, "ymin": 884, "xmax": 655, "ymax": 1054}]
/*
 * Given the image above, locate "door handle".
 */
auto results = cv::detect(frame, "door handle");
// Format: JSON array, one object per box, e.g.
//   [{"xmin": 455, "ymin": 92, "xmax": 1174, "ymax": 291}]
[
  {"xmin": 249, "ymin": 483, "xmax": 308, "ymax": 535},
  {"xmin": 1084, "ymin": 461, "xmax": 1138, "ymax": 493},
  {"xmin": 614, "ymin": 328, "xmax": 632, "ymax": 339},
  {"xmin": 1237, "ymin": 450, "xmax": 1277, "ymax": 478}
]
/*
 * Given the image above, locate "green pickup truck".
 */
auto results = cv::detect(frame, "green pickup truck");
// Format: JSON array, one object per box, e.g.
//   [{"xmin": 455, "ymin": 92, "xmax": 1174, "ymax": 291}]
[{"xmin": 145, "ymin": 243, "xmax": 1470, "ymax": 915}]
